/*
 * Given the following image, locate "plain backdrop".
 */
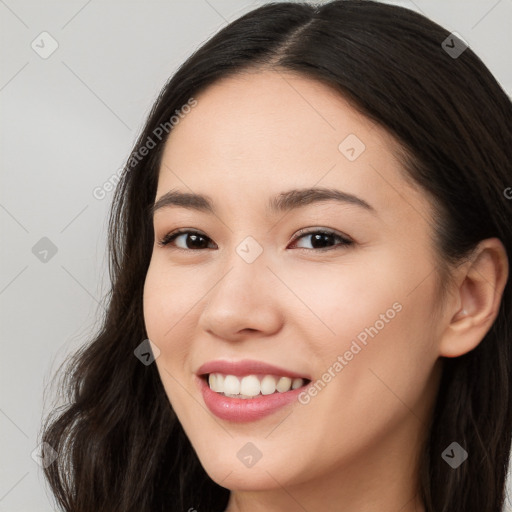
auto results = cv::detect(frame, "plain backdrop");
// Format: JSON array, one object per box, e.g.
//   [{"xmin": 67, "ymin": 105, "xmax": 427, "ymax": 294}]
[{"xmin": 1, "ymin": 1, "xmax": 511, "ymax": 510}]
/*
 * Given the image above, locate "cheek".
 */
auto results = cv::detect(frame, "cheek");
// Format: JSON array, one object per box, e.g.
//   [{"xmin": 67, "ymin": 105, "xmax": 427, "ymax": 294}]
[
  {"xmin": 143, "ymin": 258, "xmax": 195, "ymax": 337},
  {"xmin": 142, "ymin": 261, "xmax": 195, "ymax": 370},
  {"xmin": 282, "ymin": 257, "xmax": 404, "ymax": 355},
  {"xmin": 297, "ymin": 249, "xmax": 439, "ymax": 409},
  {"xmin": 314, "ymin": 273, "xmax": 438, "ymax": 429},
  {"xmin": 143, "ymin": 263, "xmax": 198, "ymax": 419}
]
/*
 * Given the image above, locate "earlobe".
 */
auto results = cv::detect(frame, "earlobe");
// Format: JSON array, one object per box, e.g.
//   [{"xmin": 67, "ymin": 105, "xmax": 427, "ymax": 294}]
[{"xmin": 439, "ymin": 238, "xmax": 509, "ymax": 358}]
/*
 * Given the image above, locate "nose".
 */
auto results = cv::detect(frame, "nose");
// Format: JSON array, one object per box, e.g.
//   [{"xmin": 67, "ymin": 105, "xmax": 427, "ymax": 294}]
[{"xmin": 197, "ymin": 254, "xmax": 283, "ymax": 342}]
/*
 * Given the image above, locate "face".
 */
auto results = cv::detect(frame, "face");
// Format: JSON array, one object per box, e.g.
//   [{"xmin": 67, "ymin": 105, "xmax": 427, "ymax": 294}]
[{"xmin": 143, "ymin": 70, "xmax": 444, "ymax": 498}]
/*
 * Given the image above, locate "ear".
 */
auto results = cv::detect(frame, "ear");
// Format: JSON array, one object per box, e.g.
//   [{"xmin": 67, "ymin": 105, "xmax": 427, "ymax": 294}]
[{"xmin": 439, "ymin": 238, "xmax": 509, "ymax": 358}]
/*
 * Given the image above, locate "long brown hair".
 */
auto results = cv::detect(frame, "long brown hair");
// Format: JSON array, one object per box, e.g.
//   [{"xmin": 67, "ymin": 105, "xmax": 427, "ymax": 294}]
[{"xmin": 41, "ymin": 2, "xmax": 512, "ymax": 511}]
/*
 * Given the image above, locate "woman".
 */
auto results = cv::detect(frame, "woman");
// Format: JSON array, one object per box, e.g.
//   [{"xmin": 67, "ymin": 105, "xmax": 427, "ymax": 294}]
[{"xmin": 40, "ymin": 1, "xmax": 512, "ymax": 511}]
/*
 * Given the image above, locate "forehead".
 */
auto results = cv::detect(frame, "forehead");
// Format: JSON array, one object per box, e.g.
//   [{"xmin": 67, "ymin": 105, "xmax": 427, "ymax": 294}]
[
  {"xmin": 156, "ymin": 70, "xmax": 432, "ymax": 228},
  {"xmin": 162, "ymin": 70, "xmax": 381, "ymax": 168}
]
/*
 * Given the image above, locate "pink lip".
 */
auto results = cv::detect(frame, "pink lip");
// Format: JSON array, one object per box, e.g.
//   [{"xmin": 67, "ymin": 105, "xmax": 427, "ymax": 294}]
[
  {"xmin": 196, "ymin": 359, "xmax": 311, "ymax": 380},
  {"xmin": 196, "ymin": 374, "xmax": 309, "ymax": 423},
  {"xmin": 195, "ymin": 359, "xmax": 312, "ymax": 423}
]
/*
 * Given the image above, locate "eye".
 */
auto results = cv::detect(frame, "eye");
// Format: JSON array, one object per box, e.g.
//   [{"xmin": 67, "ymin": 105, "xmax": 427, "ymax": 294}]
[
  {"xmin": 289, "ymin": 228, "xmax": 353, "ymax": 251},
  {"xmin": 157, "ymin": 229, "xmax": 216, "ymax": 250},
  {"xmin": 156, "ymin": 228, "xmax": 353, "ymax": 252}
]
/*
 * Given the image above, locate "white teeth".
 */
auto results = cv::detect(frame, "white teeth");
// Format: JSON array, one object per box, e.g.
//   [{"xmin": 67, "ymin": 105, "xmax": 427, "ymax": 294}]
[
  {"xmin": 260, "ymin": 375, "xmax": 276, "ymax": 395},
  {"xmin": 240, "ymin": 375, "xmax": 260, "ymax": 396},
  {"xmin": 208, "ymin": 373, "xmax": 216, "ymax": 391},
  {"xmin": 215, "ymin": 374, "xmax": 224, "ymax": 392},
  {"xmin": 206, "ymin": 373, "xmax": 307, "ymax": 398},
  {"xmin": 292, "ymin": 378, "xmax": 303, "ymax": 390},
  {"xmin": 223, "ymin": 375, "xmax": 241, "ymax": 395},
  {"xmin": 276, "ymin": 376, "xmax": 292, "ymax": 392}
]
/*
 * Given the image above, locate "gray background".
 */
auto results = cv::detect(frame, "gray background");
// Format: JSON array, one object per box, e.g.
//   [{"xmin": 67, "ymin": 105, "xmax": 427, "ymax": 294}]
[{"xmin": 1, "ymin": 0, "xmax": 511, "ymax": 510}]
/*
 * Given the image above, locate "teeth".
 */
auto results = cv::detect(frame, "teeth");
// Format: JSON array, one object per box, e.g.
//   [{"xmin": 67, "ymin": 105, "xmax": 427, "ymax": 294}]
[
  {"xmin": 276, "ymin": 376, "xmax": 292, "ymax": 392},
  {"xmin": 224, "ymin": 375, "xmax": 240, "ymax": 395},
  {"xmin": 291, "ymin": 378, "xmax": 303, "ymax": 390},
  {"xmin": 260, "ymin": 375, "xmax": 276, "ymax": 395},
  {"xmin": 206, "ymin": 373, "xmax": 306, "ymax": 398},
  {"xmin": 240, "ymin": 375, "xmax": 260, "ymax": 396}
]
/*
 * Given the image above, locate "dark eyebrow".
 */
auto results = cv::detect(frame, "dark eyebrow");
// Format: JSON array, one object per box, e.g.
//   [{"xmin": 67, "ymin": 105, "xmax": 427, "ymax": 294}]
[{"xmin": 151, "ymin": 187, "xmax": 376, "ymax": 217}]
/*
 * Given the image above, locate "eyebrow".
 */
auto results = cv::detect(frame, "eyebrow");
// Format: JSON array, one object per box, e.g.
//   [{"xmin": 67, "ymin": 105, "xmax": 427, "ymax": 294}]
[{"xmin": 151, "ymin": 187, "xmax": 376, "ymax": 217}]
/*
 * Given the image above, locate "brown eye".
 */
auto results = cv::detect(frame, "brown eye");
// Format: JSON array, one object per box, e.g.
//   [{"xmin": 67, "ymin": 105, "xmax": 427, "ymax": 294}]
[
  {"xmin": 157, "ymin": 228, "xmax": 353, "ymax": 252},
  {"xmin": 289, "ymin": 229, "xmax": 353, "ymax": 251},
  {"xmin": 157, "ymin": 230, "xmax": 216, "ymax": 250}
]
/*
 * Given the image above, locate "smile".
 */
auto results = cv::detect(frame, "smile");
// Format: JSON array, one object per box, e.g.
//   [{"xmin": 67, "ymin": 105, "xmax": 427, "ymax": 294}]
[
  {"xmin": 195, "ymin": 359, "xmax": 312, "ymax": 422},
  {"xmin": 206, "ymin": 373, "xmax": 308, "ymax": 398}
]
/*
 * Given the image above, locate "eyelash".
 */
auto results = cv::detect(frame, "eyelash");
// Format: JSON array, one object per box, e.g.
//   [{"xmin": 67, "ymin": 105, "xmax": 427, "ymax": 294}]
[{"xmin": 156, "ymin": 228, "xmax": 353, "ymax": 252}]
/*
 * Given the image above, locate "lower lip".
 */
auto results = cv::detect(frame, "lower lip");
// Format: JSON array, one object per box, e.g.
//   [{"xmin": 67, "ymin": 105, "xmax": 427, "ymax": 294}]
[{"xmin": 197, "ymin": 375, "xmax": 308, "ymax": 423}]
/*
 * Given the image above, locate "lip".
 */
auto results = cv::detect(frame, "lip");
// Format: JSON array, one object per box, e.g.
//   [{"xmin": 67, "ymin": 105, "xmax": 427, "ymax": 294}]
[
  {"xmin": 195, "ymin": 359, "xmax": 312, "ymax": 423},
  {"xmin": 196, "ymin": 359, "xmax": 311, "ymax": 380},
  {"xmin": 196, "ymin": 374, "xmax": 309, "ymax": 423}
]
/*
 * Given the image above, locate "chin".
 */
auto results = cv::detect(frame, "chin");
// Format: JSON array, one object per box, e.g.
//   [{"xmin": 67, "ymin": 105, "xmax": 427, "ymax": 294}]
[{"xmin": 205, "ymin": 462, "xmax": 285, "ymax": 492}]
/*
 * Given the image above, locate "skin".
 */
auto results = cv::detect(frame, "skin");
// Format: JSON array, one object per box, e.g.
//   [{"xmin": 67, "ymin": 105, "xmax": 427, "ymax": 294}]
[{"xmin": 142, "ymin": 69, "xmax": 508, "ymax": 512}]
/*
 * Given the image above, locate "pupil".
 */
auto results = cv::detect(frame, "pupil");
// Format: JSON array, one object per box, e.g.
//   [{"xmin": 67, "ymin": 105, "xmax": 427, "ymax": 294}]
[
  {"xmin": 187, "ymin": 234, "xmax": 207, "ymax": 249},
  {"xmin": 184, "ymin": 233, "xmax": 335, "ymax": 249},
  {"xmin": 311, "ymin": 233, "xmax": 333, "ymax": 248}
]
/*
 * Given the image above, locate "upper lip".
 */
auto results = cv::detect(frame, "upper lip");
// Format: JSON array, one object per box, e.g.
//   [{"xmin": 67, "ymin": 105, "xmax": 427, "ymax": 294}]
[{"xmin": 196, "ymin": 359, "xmax": 311, "ymax": 380}]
